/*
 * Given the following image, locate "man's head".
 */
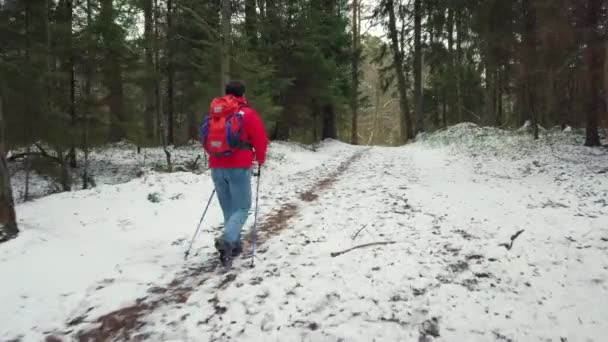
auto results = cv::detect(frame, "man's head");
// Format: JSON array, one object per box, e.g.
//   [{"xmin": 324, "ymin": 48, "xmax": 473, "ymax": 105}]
[{"xmin": 225, "ymin": 80, "xmax": 246, "ymax": 97}]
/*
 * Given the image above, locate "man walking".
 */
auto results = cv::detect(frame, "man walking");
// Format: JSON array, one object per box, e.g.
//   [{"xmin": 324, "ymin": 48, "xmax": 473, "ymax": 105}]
[{"xmin": 201, "ymin": 80, "xmax": 268, "ymax": 268}]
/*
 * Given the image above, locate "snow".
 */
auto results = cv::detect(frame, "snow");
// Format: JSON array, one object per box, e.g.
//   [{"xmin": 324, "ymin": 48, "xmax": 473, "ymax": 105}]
[
  {"xmin": 8, "ymin": 141, "xmax": 208, "ymax": 203},
  {"xmin": 1, "ymin": 126, "xmax": 607, "ymax": 341}
]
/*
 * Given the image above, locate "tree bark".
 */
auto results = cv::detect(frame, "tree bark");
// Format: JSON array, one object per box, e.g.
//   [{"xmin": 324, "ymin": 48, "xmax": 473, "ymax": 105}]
[
  {"xmin": 446, "ymin": 5, "xmax": 454, "ymax": 125},
  {"xmin": 455, "ymin": 3, "xmax": 463, "ymax": 123},
  {"xmin": 584, "ymin": 0, "xmax": 604, "ymax": 146},
  {"xmin": 0, "ymin": 95, "xmax": 18, "ymax": 243},
  {"xmin": 0, "ymin": 115, "xmax": 19, "ymax": 242},
  {"xmin": 497, "ymin": 68, "xmax": 503, "ymax": 126},
  {"xmin": 57, "ymin": 0, "xmax": 77, "ymax": 168},
  {"xmin": 143, "ymin": 0, "xmax": 155, "ymax": 141},
  {"xmin": 386, "ymin": 0, "xmax": 412, "ymax": 143},
  {"xmin": 82, "ymin": 0, "xmax": 93, "ymax": 189},
  {"xmin": 522, "ymin": 0, "xmax": 539, "ymax": 139},
  {"xmin": 167, "ymin": 0, "xmax": 175, "ymax": 144},
  {"xmin": 322, "ymin": 104, "xmax": 337, "ymax": 140},
  {"xmin": 154, "ymin": 0, "xmax": 162, "ymax": 143},
  {"xmin": 414, "ymin": 0, "xmax": 424, "ymax": 134},
  {"xmin": 351, "ymin": 0, "xmax": 360, "ymax": 145}
]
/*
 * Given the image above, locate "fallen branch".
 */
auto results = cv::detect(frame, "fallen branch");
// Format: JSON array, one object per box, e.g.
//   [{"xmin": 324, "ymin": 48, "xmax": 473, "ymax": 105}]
[
  {"xmin": 10, "ymin": 142, "xmax": 62, "ymax": 162},
  {"xmin": 351, "ymin": 224, "xmax": 368, "ymax": 240},
  {"xmin": 8, "ymin": 152, "xmax": 45, "ymax": 161},
  {"xmin": 499, "ymin": 229, "xmax": 525, "ymax": 250},
  {"xmin": 330, "ymin": 241, "xmax": 396, "ymax": 257}
]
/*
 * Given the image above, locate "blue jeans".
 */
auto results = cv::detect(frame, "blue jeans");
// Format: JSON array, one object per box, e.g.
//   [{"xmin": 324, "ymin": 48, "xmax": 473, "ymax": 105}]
[{"xmin": 211, "ymin": 167, "xmax": 252, "ymax": 249}]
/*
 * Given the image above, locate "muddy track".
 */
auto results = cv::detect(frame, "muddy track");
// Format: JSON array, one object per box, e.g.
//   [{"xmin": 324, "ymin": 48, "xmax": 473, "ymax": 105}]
[{"xmin": 54, "ymin": 149, "xmax": 368, "ymax": 342}]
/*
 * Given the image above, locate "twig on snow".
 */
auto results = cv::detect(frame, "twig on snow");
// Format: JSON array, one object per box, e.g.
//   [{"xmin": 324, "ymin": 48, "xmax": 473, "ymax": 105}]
[
  {"xmin": 330, "ymin": 241, "xmax": 396, "ymax": 257},
  {"xmin": 351, "ymin": 224, "xmax": 368, "ymax": 240},
  {"xmin": 499, "ymin": 229, "xmax": 525, "ymax": 250}
]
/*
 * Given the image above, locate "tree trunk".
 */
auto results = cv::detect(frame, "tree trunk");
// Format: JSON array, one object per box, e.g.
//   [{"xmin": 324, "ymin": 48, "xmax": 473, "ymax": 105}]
[
  {"xmin": 522, "ymin": 0, "xmax": 539, "ymax": 139},
  {"xmin": 188, "ymin": 110, "xmax": 198, "ymax": 140},
  {"xmin": 414, "ymin": 0, "xmax": 423, "ymax": 134},
  {"xmin": 584, "ymin": 0, "xmax": 604, "ymax": 146},
  {"xmin": 0, "ymin": 95, "xmax": 18, "ymax": 243},
  {"xmin": 143, "ymin": 0, "xmax": 155, "ymax": 141},
  {"xmin": 322, "ymin": 104, "xmax": 337, "ymax": 140},
  {"xmin": 367, "ymin": 80, "xmax": 381, "ymax": 145},
  {"xmin": 446, "ymin": 5, "xmax": 454, "ymax": 125},
  {"xmin": 351, "ymin": 0, "xmax": 360, "ymax": 145},
  {"xmin": 386, "ymin": 0, "xmax": 412, "ymax": 143},
  {"xmin": 58, "ymin": 0, "xmax": 77, "ymax": 168},
  {"xmin": 154, "ymin": 0, "xmax": 162, "ymax": 143},
  {"xmin": 455, "ymin": 3, "xmax": 463, "ymax": 123},
  {"xmin": 442, "ymin": 90, "xmax": 447, "ymax": 127},
  {"xmin": 68, "ymin": 65, "xmax": 77, "ymax": 168},
  {"xmin": 484, "ymin": 64, "xmax": 492, "ymax": 125},
  {"xmin": 167, "ymin": 0, "xmax": 175, "ymax": 145},
  {"xmin": 497, "ymin": 68, "xmax": 503, "ymax": 126},
  {"xmin": 100, "ymin": 0, "xmax": 127, "ymax": 142},
  {"xmin": 220, "ymin": 0, "xmax": 232, "ymax": 93},
  {"xmin": 83, "ymin": 0, "xmax": 93, "ymax": 189},
  {"xmin": 245, "ymin": 0, "xmax": 257, "ymax": 49},
  {"xmin": 23, "ymin": 2, "xmax": 32, "ymax": 202}
]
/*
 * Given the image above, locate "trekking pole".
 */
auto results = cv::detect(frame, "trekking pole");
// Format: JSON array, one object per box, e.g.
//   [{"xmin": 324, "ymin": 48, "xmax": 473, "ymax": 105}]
[
  {"xmin": 184, "ymin": 188, "xmax": 216, "ymax": 259},
  {"xmin": 250, "ymin": 165, "xmax": 261, "ymax": 267}
]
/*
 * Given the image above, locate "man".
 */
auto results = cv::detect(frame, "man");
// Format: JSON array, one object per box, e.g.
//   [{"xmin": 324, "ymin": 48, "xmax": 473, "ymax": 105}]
[{"xmin": 204, "ymin": 80, "xmax": 268, "ymax": 268}]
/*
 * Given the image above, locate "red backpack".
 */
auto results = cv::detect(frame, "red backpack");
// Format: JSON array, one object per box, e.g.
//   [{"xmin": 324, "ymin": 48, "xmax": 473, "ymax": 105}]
[{"xmin": 200, "ymin": 95, "xmax": 251, "ymax": 156}]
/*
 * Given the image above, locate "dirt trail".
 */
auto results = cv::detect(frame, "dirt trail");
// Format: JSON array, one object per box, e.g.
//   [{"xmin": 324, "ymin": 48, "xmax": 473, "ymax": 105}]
[{"xmin": 53, "ymin": 149, "xmax": 368, "ymax": 342}]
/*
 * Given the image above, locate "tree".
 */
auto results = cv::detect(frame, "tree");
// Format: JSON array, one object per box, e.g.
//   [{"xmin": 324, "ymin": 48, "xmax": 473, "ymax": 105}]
[
  {"xmin": 100, "ymin": 0, "xmax": 128, "ymax": 142},
  {"xmin": 521, "ymin": 0, "xmax": 540, "ymax": 139},
  {"xmin": 583, "ymin": 0, "xmax": 605, "ymax": 146},
  {"xmin": 143, "ymin": 0, "xmax": 156, "ymax": 141},
  {"xmin": 0, "ymin": 95, "xmax": 18, "ymax": 243},
  {"xmin": 384, "ymin": 0, "xmax": 413, "ymax": 143},
  {"xmin": 351, "ymin": 0, "xmax": 361, "ymax": 144},
  {"xmin": 413, "ymin": 0, "xmax": 423, "ymax": 134},
  {"xmin": 166, "ymin": 0, "xmax": 175, "ymax": 144}
]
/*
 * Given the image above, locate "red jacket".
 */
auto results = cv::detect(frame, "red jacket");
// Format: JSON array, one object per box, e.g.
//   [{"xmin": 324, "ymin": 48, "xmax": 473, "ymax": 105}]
[{"xmin": 207, "ymin": 96, "xmax": 269, "ymax": 169}]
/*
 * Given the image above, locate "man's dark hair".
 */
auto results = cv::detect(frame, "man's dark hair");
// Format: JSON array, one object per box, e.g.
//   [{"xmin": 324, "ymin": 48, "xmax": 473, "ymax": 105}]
[{"xmin": 225, "ymin": 80, "xmax": 246, "ymax": 97}]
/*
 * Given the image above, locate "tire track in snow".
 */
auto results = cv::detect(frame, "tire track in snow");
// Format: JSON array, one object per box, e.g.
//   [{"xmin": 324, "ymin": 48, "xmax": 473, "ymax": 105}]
[{"xmin": 61, "ymin": 148, "xmax": 369, "ymax": 342}]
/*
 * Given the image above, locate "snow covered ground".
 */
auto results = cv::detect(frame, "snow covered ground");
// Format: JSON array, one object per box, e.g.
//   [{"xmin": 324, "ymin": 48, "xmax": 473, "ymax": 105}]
[
  {"xmin": 1, "ymin": 125, "xmax": 607, "ymax": 341},
  {"xmin": 7, "ymin": 141, "xmax": 211, "ymax": 203}
]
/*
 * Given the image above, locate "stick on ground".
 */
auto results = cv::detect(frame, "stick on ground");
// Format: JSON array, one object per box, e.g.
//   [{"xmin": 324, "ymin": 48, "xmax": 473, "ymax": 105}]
[
  {"xmin": 331, "ymin": 241, "xmax": 396, "ymax": 257},
  {"xmin": 351, "ymin": 224, "xmax": 368, "ymax": 240},
  {"xmin": 499, "ymin": 229, "xmax": 525, "ymax": 250}
]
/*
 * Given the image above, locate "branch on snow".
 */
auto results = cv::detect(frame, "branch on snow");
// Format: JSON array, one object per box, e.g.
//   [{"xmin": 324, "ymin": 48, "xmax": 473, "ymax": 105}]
[
  {"xmin": 498, "ymin": 229, "xmax": 525, "ymax": 251},
  {"xmin": 331, "ymin": 241, "xmax": 396, "ymax": 257},
  {"xmin": 351, "ymin": 224, "xmax": 369, "ymax": 240}
]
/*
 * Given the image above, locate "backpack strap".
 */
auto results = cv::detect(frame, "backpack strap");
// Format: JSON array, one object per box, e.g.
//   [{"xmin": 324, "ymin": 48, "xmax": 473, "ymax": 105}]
[{"xmin": 226, "ymin": 113, "xmax": 253, "ymax": 150}]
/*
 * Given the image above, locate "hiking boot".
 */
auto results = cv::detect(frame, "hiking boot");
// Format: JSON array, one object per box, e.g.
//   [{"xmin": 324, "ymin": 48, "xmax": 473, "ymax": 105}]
[
  {"xmin": 215, "ymin": 237, "xmax": 242, "ymax": 256},
  {"xmin": 220, "ymin": 252, "xmax": 233, "ymax": 270},
  {"xmin": 231, "ymin": 243, "xmax": 242, "ymax": 257}
]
